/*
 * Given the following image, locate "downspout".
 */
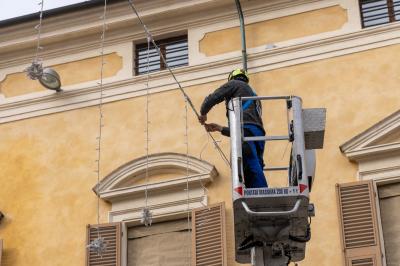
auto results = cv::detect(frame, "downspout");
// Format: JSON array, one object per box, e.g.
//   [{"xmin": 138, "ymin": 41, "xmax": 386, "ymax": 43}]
[{"xmin": 234, "ymin": 0, "xmax": 247, "ymax": 71}]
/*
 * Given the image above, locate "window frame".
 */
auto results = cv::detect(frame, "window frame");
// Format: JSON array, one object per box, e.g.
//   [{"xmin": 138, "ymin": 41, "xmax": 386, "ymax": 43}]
[
  {"xmin": 359, "ymin": 0, "xmax": 400, "ymax": 28},
  {"xmin": 134, "ymin": 35, "xmax": 188, "ymax": 76},
  {"xmin": 373, "ymin": 176, "xmax": 400, "ymax": 266},
  {"xmin": 122, "ymin": 214, "xmax": 193, "ymax": 266}
]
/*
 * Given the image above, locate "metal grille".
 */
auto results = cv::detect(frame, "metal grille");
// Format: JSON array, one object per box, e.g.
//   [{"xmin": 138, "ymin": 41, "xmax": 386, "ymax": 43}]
[
  {"xmin": 351, "ymin": 257, "xmax": 374, "ymax": 266},
  {"xmin": 135, "ymin": 35, "xmax": 188, "ymax": 75},
  {"xmin": 192, "ymin": 203, "xmax": 225, "ymax": 266},
  {"xmin": 87, "ymin": 223, "xmax": 120, "ymax": 266},
  {"xmin": 339, "ymin": 183, "xmax": 377, "ymax": 249},
  {"xmin": 360, "ymin": 0, "xmax": 400, "ymax": 27}
]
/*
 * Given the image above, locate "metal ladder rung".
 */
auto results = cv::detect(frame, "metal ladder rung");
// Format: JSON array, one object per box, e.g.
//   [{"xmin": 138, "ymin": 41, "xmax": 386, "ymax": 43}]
[
  {"xmin": 264, "ymin": 166, "xmax": 289, "ymax": 171},
  {"xmin": 243, "ymin": 135, "xmax": 290, "ymax": 142},
  {"xmin": 240, "ymin": 95, "xmax": 291, "ymax": 101}
]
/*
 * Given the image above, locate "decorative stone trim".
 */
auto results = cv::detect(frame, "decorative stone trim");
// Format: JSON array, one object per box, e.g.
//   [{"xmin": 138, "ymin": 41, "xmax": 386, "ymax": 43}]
[
  {"xmin": 341, "ymin": 110, "xmax": 400, "ymax": 182},
  {"xmin": 2, "ymin": 22, "xmax": 400, "ymax": 124},
  {"xmin": 0, "ymin": 0, "xmax": 321, "ymax": 68},
  {"xmin": 95, "ymin": 152, "xmax": 217, "ymax": 200},
  {"xmin": 93, "ymin": 153, "xmax": 218, "ymax": 223},
  {"xmin": 340, "ymin": 110, "xmax": 400, "ymax": 161}
]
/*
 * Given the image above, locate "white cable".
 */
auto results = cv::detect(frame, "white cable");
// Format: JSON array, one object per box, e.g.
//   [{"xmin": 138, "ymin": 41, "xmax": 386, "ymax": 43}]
[
  {"xmin": 145, "ymin": 36, "xmax": 150, "ymax": 209},
  {"xmin": 88, "ymin": 0, "xmax": 108, "ymax": 257},
  {"xmin": 184, "ymin": 97, "xmax": 191, "ymax": 265},
  {"xmin": 34, "ymin": 1, "xmax": 44, "ymax": 62},
  {"xmin": 141, "ymin": 36, "xmax": 153, "ymax": 227},
  {"xmin": 26, "ymin": 1, "xmax": 45, "ymax": 80}
]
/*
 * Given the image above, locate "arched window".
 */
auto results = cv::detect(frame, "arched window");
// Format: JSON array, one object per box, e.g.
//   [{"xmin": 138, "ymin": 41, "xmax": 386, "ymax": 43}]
[{"xmin": 86, "ymin": 153, "xmax": 226, "ymax": 266}]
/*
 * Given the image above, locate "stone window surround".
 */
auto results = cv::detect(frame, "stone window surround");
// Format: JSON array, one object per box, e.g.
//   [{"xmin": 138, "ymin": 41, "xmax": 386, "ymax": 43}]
[
  {"xmin": 341, "ymin": 110, "xmax": 400, "ymax": 266},
  {"xmin": 94, "ymin": 152, "xmax": 218, "ymax": 266}
]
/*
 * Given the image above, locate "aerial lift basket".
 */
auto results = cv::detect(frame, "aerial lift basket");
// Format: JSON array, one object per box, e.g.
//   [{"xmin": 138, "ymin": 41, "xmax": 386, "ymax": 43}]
[{"xmin": 229, "ymin": 96, "xmax": 326, "ymax": 266}]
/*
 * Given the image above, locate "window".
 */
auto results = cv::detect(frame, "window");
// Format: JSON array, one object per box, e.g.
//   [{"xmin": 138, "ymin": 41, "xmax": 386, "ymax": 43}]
[
  {"xmin": 376, "ymin": 181, "xmax": 400, "ymax": 266},
  {"xmin": 336, "ymin": 180, "xmax": 383, "ymax": 265},
  {"xmin": 127, "ymin": 219, "xmax": 191, "ymax": 266},
  {"xmin": 92, "ymin": 153, "xmax": 226, "ymax": 266},
  {"xmin": 134, "ymin": 35, "xmax": 188, "ymax": 75},
  {"xmin": 85, "ymin": 204, "xmax": 227, "ymax": 266},
  {"xmin": 360, "ymin": 0, "xmax": 400, "ymax": 28},
  {"xmin": 339, "ymin": 109, "xmax": 400, "ymax": 265},
  {"xmin": 336, "ymin": 179, "xmax": 400, "ymax": 266}
]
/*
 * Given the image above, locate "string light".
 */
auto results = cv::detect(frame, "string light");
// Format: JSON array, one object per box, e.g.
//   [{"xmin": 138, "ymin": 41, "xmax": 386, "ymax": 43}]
[
  {"xmin": 141, "ymin": 36, "xmax": 153, "ymax": 227},
  {"xmin": 87, "ymin": 0, "xmax": 108, "ymax": 257}
]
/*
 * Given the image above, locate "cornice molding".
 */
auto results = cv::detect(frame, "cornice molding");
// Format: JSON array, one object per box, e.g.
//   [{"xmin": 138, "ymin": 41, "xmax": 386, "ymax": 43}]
[
  {"xmin": 0, "ymin": 0, "xmax": 320, "ymax": 68},
  {"xmin": 96, "ymin": 152, "xmax": 218, "ymax": 201},
  {"xmin": 109, "ymin": 193, "xmax": 207, "ymax": 223},
  {"xmin": 340, "ymin": 109, "xmax": 400, "ymax": 161},
  {"xmin": 1, "ymin": 22, "xmax": 400, "ymax": 124}
]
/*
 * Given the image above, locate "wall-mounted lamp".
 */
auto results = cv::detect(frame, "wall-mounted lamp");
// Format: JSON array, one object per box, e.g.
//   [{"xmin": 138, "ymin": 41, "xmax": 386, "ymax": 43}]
[{"xmin": 26, "ymin": 61, "xmax": 62, "ymax": 92}]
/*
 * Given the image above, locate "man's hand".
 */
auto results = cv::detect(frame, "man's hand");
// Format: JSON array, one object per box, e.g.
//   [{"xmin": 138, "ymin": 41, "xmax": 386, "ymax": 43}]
[
  {"xmin": 198, "ymin": 114, "xmax": 207, "ymax": 125},
  {"xmin": 204, "ymin": 123, "xmax": 222, "ymax": 132}
]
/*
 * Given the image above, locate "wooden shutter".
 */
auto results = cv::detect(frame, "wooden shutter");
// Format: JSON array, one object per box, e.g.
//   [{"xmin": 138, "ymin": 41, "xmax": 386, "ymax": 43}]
[
  {"xmin": 192, "ymin": 202, "xmax": 227, "ymax": 266},
  {"xmin": 86, "ymin": 223, "xmax": 121, "ymax": 266},
  {"xmin": 336, "ymin": 180, "xmax": 382, "ymax": 266}
]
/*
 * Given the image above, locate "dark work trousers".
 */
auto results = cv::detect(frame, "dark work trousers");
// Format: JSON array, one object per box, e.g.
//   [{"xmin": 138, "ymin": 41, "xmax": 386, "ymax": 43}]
[{"xmin": 242, "ymin": 124, "xmax": 268, "ymax": 188}]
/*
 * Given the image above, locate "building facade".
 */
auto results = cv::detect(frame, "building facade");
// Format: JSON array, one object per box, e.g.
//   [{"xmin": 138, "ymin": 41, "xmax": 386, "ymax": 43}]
[{"xmin": 0, "ymin": 0, "xmax": 399, "ymax": 265}]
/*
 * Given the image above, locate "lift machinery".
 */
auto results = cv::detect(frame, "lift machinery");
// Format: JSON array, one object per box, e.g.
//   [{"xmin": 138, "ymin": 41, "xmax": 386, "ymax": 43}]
[{"xmin": 229, "ymin": 96, "xmax": 326, "ymax": 266}]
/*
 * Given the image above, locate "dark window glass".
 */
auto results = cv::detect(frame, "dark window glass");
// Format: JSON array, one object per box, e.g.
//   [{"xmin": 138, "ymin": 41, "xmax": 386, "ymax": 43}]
[
  {"xmin": 134, "ymin": 35, "xmax": 188, "ymax": 75},
  {"xmin": 360, "ymin": 0, "xmax": 400, "ymax": 27}
]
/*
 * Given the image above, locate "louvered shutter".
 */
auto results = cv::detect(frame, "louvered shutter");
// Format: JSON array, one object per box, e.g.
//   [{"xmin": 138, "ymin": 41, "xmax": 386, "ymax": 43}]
[
  {"xmin": 192, "ymin": 202, "xmax": 227, "ymax": 266},
  {"xmin": 86, "ymin": 223, "xmax": 121, "ymax": 266},
  {"xmin": 336, "ymin": 180, "xmax": 382, "ymax": 266}
]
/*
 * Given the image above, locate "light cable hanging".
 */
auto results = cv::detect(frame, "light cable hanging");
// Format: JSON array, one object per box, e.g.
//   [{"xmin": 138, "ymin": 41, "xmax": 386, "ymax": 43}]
[
  {"xmin": 184, "ymin": 95, "xmax": 192, "ymax": 264},
  {"xmin": 126, "ymin": 0, "xmax": 230, "ymax": 168},
  {"xmin": 140, "ymin": 36, "xmax": 153, "ymax": 227},
  {"xmin": 25, "ymin": 0, "xmax": 62, "ymax": 91},
  {"xmin": 86, "ymin": 0, "xmax": 109, "ymax": 257}
]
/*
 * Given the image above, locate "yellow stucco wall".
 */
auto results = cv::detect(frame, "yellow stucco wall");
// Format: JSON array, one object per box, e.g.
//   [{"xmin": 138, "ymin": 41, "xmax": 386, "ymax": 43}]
[
  {"xmin": 1, "ymin": 43, "xmax": 400, "ymax": 266},
  {"xmin": 0, "ymin": 53, "xmax": 122, "ymax": 98},
  {"xmin": 199, "ymin": 6, "xmax": 347, "ymax": 56}
]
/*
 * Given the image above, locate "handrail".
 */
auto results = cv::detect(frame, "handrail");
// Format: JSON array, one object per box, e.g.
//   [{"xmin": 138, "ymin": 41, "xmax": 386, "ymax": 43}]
[
  {"xmin": 264, "ymin": 166, "xmax": 290, "ymax": 171},
  {"xmin": 242, "ymin": 199, "xmax": 301, "ymax": 217},
  {"xmin": 240, "ymin": 95, "xmax": 292, "ymax": 101},
  {"xmin": 243, "ymin": 135, "xmax": 290, "ymax": 142}
]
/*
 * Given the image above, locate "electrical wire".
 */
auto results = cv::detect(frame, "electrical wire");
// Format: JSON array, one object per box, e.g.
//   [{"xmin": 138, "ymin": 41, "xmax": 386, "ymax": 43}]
[
  {"xmin": 144, "ymin": 36, "xmax": 151, "ymax": 211},
  {"xmin": 26, "ymin": 1, "xmax": 45, "ymax": 80},
  {"xmin": 140, "ymin": 35, "xmax": 153, "ymax": 227},
  {"xmin": 86, "ymin": 0, "xmax": 109, "ymax": 257},
  {"xmin": 34, "ymin": 1, "xmax": 44, "ymax": 63},
  {"xmin": 184, "ymin": 97, "xmax": 191, "ymax": 265},
  {"xmin": 126, "ymin": 0, "xmax": 231, "ymax": 168}
]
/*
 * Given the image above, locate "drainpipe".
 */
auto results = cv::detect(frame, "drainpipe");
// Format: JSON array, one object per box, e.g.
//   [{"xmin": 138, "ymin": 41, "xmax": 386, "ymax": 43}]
[{"xmin": 234, "ymin": 0, "xmax": 247, "ymax": 71}]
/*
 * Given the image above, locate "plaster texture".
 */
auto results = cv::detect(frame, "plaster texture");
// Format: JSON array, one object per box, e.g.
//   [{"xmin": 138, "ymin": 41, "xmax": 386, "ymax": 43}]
[
  {"xmin": 1, "ymin": 43, "xmax": 400, "ymax": 265},
  {"xmin": 0, "ymin": 53, "xmax": 122, "ymax": 97},
  {"xmin": 199, "ymin": 6, "xmax": 347, "ymax": 56}
]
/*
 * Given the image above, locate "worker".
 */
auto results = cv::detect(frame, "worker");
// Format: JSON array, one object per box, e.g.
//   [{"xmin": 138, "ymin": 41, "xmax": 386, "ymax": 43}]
[{"xmin": 199, "ymin": 69, "xmax": 268, "ymax": 188}]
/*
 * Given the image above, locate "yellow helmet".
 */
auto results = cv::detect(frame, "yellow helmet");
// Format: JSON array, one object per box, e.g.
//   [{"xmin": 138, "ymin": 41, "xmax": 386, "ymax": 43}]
[{"xmin": 228, "ymin": 68, "xmax": 249, "ymax": 82}]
